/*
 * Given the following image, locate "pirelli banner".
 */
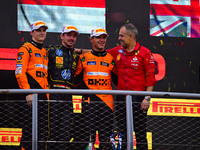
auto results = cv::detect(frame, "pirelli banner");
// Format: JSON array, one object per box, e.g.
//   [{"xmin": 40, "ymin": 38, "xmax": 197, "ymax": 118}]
[
  {"xmin": 0, "ymin": 98, "xmax": 199, "ymax": 148},
  {"xmin": 146, "ymin": 98, "xmax": 200, "ymax": 149},
  {"xmin": 0, "ymin": 128, "xmax": 22, "ymax": 146},
  {"xmin": 148, "ymin": 98, "xmax": 200, "ymax": 117}
]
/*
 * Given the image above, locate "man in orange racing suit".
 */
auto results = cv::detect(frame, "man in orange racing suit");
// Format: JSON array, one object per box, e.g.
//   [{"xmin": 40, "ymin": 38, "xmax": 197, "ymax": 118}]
[
  {"xmin": 74, "ymin": 28, "xmax": 118, "ymax": 149},
  {"xmin": 15, "ymin": 20, "xmax": 49, "ymax": 150}
]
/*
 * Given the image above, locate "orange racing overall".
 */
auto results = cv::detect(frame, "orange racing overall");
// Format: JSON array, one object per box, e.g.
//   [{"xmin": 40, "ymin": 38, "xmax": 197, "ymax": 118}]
[
  {"xmin": 15, "ymin": 40, "xmax": 49, "ymax": 150},
  {"xmin": 73, "ymin": 50, "xmax": 117, "ymax": 149}
]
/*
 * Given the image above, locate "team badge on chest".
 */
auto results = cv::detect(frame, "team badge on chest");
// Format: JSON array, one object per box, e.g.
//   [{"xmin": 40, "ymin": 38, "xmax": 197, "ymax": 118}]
[
  {"xmin": 56, "ymin": 56, "xmax": 63, "ymax": 68},
  {"xmin": 56, "ymin": 49, "xmax": 63, "ymax": 56},
  {"xmin": 61, "ymin": 69, "xmax": 71, "ymax": 80},
  {"xmin": 117, "ymin": 54, "xmax": 121, "ymax": 61}
]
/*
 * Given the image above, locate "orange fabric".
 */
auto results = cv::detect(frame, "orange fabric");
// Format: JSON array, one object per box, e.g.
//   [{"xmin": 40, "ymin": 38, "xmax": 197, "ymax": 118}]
[
  {"xmin": 75, "ymin": 51, "xmax": 115, "ymax": 110},
  {"xmin": 21, "ymin": 146, "xmax": 25, "ymax": 150},
  {"xmin": 15, "ymin": 42, "xmax": 49, "ymax": 93}
]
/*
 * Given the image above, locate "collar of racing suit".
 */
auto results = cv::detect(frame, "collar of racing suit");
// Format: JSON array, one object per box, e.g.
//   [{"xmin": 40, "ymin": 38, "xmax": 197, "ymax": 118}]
[
  {"xmin": 91, "ymin": 49, "xmax": 107, "ymax": 57},
  {"xmin": 30, "ymin": 40, "xmax": 43, "ymax": 49},
  {"xmin": 61, "ymin": 45, "xmax": 74, "ymax": 55}
]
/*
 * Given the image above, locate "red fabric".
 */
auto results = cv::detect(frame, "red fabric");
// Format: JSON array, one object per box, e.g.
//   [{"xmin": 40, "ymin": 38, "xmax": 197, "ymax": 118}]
[
  {"xmin": 0, "ymin": 48, "xmax": 18, "ymax": 59},
  {"xmin": 150, "ymin": 3, "xmax": 200, "ymax": 17},
  {"xmin": 0, "ymin": 60, "xmax": 16, "ymax": 70},
  {"xmin": 18, "ymin": 0, "xmax": 105, "ymax": 8},
  {"xmin": 107, "ymin": 42, "xmax": 157, "ymax": 91},
  {"xmin": 0, "ymin": 48, "xmax": 18, "ymax": 70}
]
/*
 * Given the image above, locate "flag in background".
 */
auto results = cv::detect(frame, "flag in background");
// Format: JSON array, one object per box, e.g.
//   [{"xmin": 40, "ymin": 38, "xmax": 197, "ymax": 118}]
[
  {"xmin": 17, "ymin": 0, "xmax": 106, "ymax": 34},
  {"xmin": 150, "ymin": 0, "xmax": 200, "ymax": 38}
]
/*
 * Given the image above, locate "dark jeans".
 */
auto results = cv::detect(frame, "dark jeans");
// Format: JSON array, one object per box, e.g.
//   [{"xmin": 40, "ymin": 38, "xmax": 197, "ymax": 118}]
[{"xmin": 115, "ymin": 95, "xmax": 148, "ymax": 150}]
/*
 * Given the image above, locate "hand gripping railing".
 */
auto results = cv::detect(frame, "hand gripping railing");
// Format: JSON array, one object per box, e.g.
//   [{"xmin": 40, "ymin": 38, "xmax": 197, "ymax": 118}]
[{"xmin": 1, "ymin": 89, "xmax": 200, "ymax": 150}]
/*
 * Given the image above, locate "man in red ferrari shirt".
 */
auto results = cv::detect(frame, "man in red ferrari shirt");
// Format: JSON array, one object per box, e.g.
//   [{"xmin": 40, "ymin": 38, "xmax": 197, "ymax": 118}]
[{"xmin": 107, "ymin": 23, "xmax": 157, "ymax": 150}]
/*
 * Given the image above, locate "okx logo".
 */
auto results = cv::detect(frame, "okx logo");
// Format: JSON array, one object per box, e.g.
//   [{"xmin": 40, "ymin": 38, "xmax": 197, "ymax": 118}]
[{"xmin": 88, "ymin": 79, "xmax": 108, "ymax": 86}]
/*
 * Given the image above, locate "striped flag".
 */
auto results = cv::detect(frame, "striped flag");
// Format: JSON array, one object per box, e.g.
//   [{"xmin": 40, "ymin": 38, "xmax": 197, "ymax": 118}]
[
  {"xmin": 17, "ymin": 0, "xmax": 106, "ymax": 34},
  {"xmin": 150, "ymin": 0, "xmax": 200, "ymax": 38}
]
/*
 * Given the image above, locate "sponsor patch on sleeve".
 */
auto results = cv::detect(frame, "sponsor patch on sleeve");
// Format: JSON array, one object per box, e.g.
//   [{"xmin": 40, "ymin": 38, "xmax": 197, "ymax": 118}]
[
  {"xmin": 16, "ymin": 61, "xmax": 23, "ymax": 64},
  {"xmin": 17, "ymin": 56, "xmax": 22, "ymax": 60},
  {"xmin": 15, "ymin": 64, "xmax": 22, "ymax": 75},
  {"xmin": 18, "ymin": 52, "xmax": 24, "ymax": 56},
  {"xmin": 16, "ymin": 64, "xmax": 22, "ymax": 67}
]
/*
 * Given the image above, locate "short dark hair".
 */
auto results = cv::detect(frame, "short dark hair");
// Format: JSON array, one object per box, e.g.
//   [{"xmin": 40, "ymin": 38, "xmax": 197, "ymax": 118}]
[{"xmin": 122, "ymin": 23, "xmax": 138, "ymax": 39}]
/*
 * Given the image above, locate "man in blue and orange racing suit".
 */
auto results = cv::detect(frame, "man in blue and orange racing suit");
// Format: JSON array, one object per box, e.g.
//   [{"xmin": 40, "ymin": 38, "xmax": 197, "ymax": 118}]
[
  {"xmin": 73, "ymin": 28, "xmax": 118, "ymax": 149},
  {"xmin": 15, "ymin": 20, "xmax": 49, "ymax": 150}
]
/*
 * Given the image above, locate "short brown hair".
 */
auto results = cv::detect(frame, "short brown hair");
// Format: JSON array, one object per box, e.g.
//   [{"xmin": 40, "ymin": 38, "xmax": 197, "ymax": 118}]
[{"xmin": 122, "ymin": 23, "xmax": 138, "ymax": 39}]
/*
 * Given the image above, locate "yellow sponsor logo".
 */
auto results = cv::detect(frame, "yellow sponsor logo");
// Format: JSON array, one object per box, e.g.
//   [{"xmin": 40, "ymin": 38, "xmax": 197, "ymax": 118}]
[
  {"xmin": 56, "ymin": 56, "xmax": 63, "ymax": 64},
  {"xmin": 67, "ymin": 26, "xmax": 78, "ymax": 31},
  {"xmin": 35, "ymin": 21, "xmax": 45, "ymax": 27},
  {"xmin": 72, "ymin": 95, "xmax": 82, "ymax": 113},
  {"xmin": 116, "ymin": 54, "xmax": 121, "ymax": 61},
  {"xmin": 0, "ymin": 128, "xmax": 22, "ymax": 146},
  {"xmin": 16, "ymin": 61, "xmax": 23, "ymax": 63},
  {"xmin": 148, "ymin": 98, "xmax": 200, "ymax": 117},
  {"xmin": 134, "ymin": 132, "xmax": 152, "ymax": 149},
  {"xmin": 95, "ymin": 28, "xmax": 106, "ymax": 34}
]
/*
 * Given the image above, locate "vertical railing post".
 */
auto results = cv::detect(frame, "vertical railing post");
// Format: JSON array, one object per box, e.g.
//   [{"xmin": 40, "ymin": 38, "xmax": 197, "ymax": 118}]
[
  {"xmin": 126, "ymin": 95, "xmax": 134, "ymax": 150},
  {"xmin": 32, "ymin": 94, "xmax": 38, "ymax": 150}
]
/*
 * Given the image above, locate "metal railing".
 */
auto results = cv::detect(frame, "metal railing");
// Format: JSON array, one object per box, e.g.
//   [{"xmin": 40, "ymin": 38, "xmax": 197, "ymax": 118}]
[{"xmin": 1, "ymin": 89, "xmax": 200, "ymax": 150}]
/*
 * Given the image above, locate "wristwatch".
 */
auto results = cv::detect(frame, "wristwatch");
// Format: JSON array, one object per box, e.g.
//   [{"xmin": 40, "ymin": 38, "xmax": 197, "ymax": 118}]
[{"xmin": 145, "ymin": 96, "xmax": 151, "ymax": 101}]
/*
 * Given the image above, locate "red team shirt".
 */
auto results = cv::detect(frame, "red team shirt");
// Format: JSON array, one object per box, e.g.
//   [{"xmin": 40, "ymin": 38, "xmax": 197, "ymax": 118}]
[{"xmin": 107, "ymin": 42, "xmax": 157, "ymax": 91}]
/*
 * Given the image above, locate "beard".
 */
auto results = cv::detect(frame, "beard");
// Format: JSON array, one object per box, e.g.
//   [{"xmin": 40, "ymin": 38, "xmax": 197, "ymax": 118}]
[{"xmin": 65, "ymin": 40, "xmax": 75, "ymax": 48}]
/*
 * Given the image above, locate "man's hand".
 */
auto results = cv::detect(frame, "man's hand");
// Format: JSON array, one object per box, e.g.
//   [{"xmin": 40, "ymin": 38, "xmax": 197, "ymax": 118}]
[
  {"xmin": 26, "ymin": 94, "xmax": 33, "ymax": 106},
  {"xmin": 74, "ymin": 48, "xmax": 91, "ymax": 54},
  {"xmin": 74, "ymin": 48, "xmax": 82, "ymax": 53},
  {"xmin": 141, "ymin": 98, "xmax": 150, "ymax": 111}
]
